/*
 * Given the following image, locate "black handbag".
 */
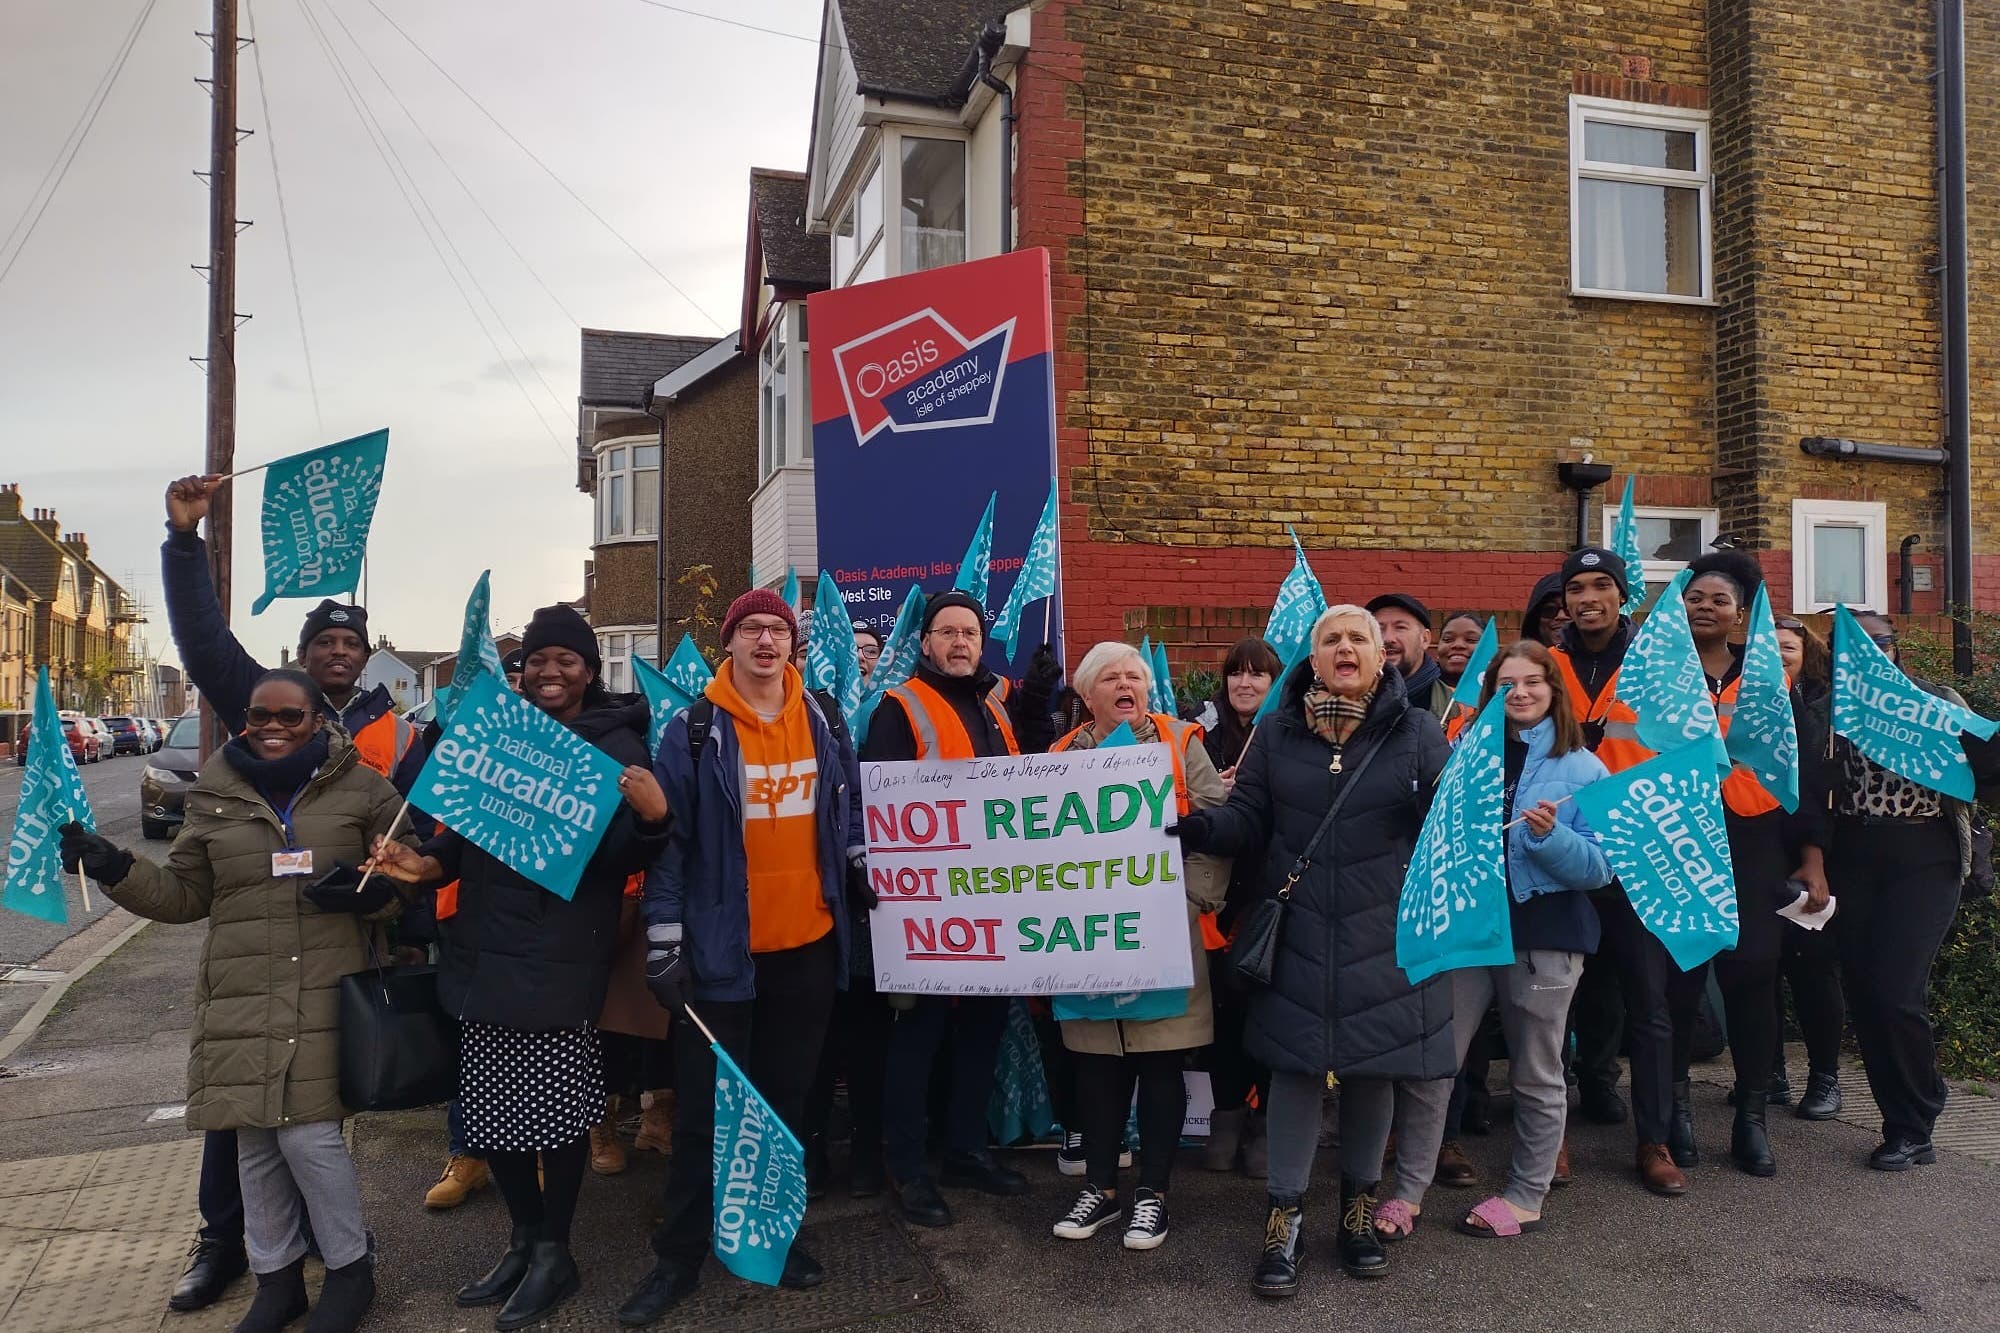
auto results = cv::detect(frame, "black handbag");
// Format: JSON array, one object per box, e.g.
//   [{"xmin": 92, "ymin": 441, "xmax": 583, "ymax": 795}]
[
  {"xmin": 337, "ymin": 954, "xmax": 459, "ymax": 1112},
  {"xmin": 1227, "ymin": 738, "xmax": 1385, "ymax": 989}
]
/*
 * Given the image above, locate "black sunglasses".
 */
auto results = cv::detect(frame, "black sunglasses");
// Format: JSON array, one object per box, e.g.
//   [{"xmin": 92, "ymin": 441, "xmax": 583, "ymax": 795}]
[
  {"xmin": 1869, "ymin": 633, "xmax": 1901, "ymax": 649},
  {"xmin": 1773, "ymin": 617, "xmax": 1806, "ymax": 631},
  {"xmin": 246, "ymin": 706, "xmax": 312, "ymax": 728}
]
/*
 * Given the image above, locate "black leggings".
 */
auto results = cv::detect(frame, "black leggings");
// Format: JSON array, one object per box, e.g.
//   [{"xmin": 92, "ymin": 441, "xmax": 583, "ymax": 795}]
[
  {"xmin": 1779, "ymin": 920, "xmax": 1845, "ymax": 1075},
  {"xmin": 1714, "ymin": 956, "xmax": 1781, "ymax": 1095},
  {"xmin": 1076, "ymin": 1049, "xmax": 1185, "ymax": 1193},
  {"xmin": 486, "ymin": 1137, "xmax": 587, "ymax": 1245}
]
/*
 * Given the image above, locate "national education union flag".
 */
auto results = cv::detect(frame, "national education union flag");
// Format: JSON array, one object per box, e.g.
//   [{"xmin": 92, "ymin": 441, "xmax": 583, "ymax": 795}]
[
  {"xmin": 1447, "ymin": 616, "xmax": 1500, "ymax": 713},
  {"xmin": 852, "ymin": 583, "xmax": 928, "ymax": 744},
  {"xmin": 992, "ymin": 480, "xmax": 1059, "ymax": 658},
  {"xmin": 633, "ymin": 635, "xmax": 713, "ymax": 755},
  {"xmin": 251, "ymin": 429, "xmax": 390, "ymax": 614},
  {"xmin": 1830, "ymin": 604, "xmax": 1999, "ymax": 801},
  {"xmin": 1620, "ymin": 569, "xmax": 1726, "ymax": 767},
  {"xmin": 1610, "ymin": 476, "xmax": 1649, "ymax": 616},
  {"xmin": 1264, "ymin": 526, "xmax": 1327, "ymax": 666},
  {"xmin": 804, "ymin": 569, "xmax": 865, "ymax": 721},
  {"xmin": 952, "ymin": 491, "xmax": 998, "ymax": 607},
  {"xmin": 1396, "ymin": 689, "xmax": 1512, "ymax": 983},
  {"xmin": 710, "ymin": 1043, "xmax": 809, "ymax": 1287},
  {"xmin": 1724, "ymin": 585, "xmax": 1799, "ymax": 812},
  {"xmin": 437, "ymin": 570, "xmax": 503, "ymax": 722},
  {"xmin": 4, "ymin": 668, "xmax": 97, "ymax": 924}
]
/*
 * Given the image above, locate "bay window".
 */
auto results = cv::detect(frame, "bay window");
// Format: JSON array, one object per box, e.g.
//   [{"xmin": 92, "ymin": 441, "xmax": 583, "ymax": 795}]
[{"xmin": 594, "ymin": 439, "xmax": 659, "ymax": 544}]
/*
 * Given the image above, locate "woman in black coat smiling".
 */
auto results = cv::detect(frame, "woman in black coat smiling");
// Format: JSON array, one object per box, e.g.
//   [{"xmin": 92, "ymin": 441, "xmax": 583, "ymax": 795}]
[{"xmin": 1173, "ymin": 605, "xmax": 1452, "ymax": 1298}]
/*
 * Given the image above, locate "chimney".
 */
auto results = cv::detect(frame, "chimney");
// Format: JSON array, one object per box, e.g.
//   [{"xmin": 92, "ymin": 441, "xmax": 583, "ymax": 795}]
[
  {"xmin": 65, "ymin": 532, "xmax": 88, "ymax": 559},
  {"xmin": 0, "ymin": 484, "xmax": 20, "ymax": 521},
  {"xmin": 30, "ymin": 508, "xmax": 59, "ymax": 538}
]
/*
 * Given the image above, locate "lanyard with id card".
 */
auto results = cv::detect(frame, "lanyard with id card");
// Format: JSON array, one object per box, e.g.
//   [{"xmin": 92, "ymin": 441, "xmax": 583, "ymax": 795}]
[{"xmin": 270, "ymin": 780, "xmax": 316, "ymax": 878}]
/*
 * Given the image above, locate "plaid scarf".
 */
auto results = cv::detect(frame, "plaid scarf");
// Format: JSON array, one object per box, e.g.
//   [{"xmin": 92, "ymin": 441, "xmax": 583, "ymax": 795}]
[{"xmin": 1303, "ymin": 682, "xmax": 1376, "ymax": 749}]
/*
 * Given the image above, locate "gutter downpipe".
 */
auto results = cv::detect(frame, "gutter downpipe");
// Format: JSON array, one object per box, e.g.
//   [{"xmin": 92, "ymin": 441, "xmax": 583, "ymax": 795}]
[
  {"xmin": 976, "ymin": 24, "xmax": 1014, "ymax": 253},
  {"xmin": 1938, "ymin": 0, "xmax": 1973, "ymax": 673},
  {"xmin": 645, "ymin": 390, "xmax": 669, "ymax": 665}
]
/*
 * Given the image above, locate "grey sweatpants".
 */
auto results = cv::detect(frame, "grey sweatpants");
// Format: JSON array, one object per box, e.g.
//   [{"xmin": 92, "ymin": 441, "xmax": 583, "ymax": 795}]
[
  {"xmin": 1391, "ymin": 950, "xmax": 1581, "ymax": 1213},
  {"xmin": 1265, "ymin": 1071, "xmax": 1398, "ymax": 1203},
  {"xmin": 237, "ymin": 1121, "xmax": 368, "ymax": 1272}
]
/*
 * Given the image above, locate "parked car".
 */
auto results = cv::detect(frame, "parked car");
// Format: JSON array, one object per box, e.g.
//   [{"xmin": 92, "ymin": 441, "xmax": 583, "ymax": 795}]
[
  {"xmin": 27, "ymin": 717, "xmax": 101, "ymax": 765},
  {"xmin": 100, "ymin": 716, "xmax": 147, "ymax": 756},
  {"xmin": 132, "ymin": 718, "xmax": 159, "ymax": 752},
  {"xmin": 141, "ymin": 713, "xmax": 204, "ymax": 840},
  {"xmin": 79, "ymin": 717, "xmax": 115, "ymax": 761}
]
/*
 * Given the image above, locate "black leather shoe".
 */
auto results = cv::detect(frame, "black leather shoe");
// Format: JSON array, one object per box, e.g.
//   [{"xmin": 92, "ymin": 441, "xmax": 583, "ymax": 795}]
[
  {"xmin": 893, "ymin": 1175, "xmax": 954, "ymax": 1228},
  {"xmin": 232, "ymin": 1257, "xmax": 308, "ymax": 1333},
  {"xmin": 168, "ymin": 1235, "xmax": 248, "ymax": 1312},
  {"xmin": 455, "ymin": 1225, "xmax": 536, "ymax": 1307},
  {"xmin": 1336, "ymin": 1176, "xmax": 1388, "ymax": 1280},
  {"xmin": 1796, "ymin": 1070, "xmax": 1842, "ymax": 1121},
  {"xmin": 1578, "ymin": 1081, "xmax": 1628, "ymax": 1126},
  {"xmin": 1767, "ymin": 1070, "xmax": 1793, "ymax": 1107},
  {"xmin": 1667, "ymin": 1079, "xmax": 1699, "ymax": 1168},
  {"xmin": 939, "ymin": 1149, "xmax": 1029, "ymax": 1196},
  {"xmin": 1868, "ymin": 1137, "xmax": 1937, "ymax": 1172},
  {"xmin": 495, "ymin": 1240, "xmax": 579, "ymax": 1331},
  {"xmin": 1729, "ymin": 1091, "xmax": 1776, "ymax": 1178},
  {"xmin": 779, "ymin": 1244, "xmax": 827, "ymax": 1290},
  {"xmin": 1251, "ymin": 1203, "xmax": 1303, "ymax": 1298},
  {"xmin": 850, "ymin": 1148, "xmax": 886, "ymax": 1199},
  {"xmin": 617, "ymin": 1259, "xmax": 700, "ymax": 1328},
  {"xmin": 302, "ymin": 1253, "xmax": 374, "ymax": 1333}
]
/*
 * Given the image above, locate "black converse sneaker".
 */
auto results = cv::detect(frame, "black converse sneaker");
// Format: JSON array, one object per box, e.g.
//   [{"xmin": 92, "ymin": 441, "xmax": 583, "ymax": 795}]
[
  {"xmin": 1122, "ymin": 1187, "xmax": 1169, "ymax": 1250},
  {"xmin": 1057, "ymin": 1131, "xmax": 1086, "ymax": 1176},
  {"xmin": 1052, "ymin": 1186, "xmax": 1123, "ymax": 1240}
]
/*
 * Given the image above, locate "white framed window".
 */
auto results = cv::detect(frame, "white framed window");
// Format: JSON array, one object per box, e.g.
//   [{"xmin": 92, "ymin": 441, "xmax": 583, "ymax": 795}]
[
  {"xmin": 832, "ymin": 154, "xmax": 885, "ymax": 287},
  {"xmin": 596, "ymin": 629, "xmax": 660, "ymax": 695},
  {"xmin": 1570, "ymin": 96, "xmax": 1713, "ymax": 304},
  {"xmin": 1602, "ymin": 504, "xmax": 1718, "ymax": 592},
  {"xmin": 831, "ymin": 130, "xmax": 972, "ymax": 289},
  {"xmin": 1791, "ymin": 499, "xmax": 1887, "ymax": 613},
  {"xmin": 900, "ymin": 135, "xmax": 967, "ymax": 273},
  {"xmin": 758, "ymin": 303, "xmax": 812, "ymax": 482},
  {"xmin": 593, "ymin": 437, "xmax": 659, "ymax": 544}
]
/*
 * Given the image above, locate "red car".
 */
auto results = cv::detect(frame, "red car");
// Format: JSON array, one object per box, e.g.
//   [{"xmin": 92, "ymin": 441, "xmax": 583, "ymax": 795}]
[{"xmin": 15, "ymin": 718, "xmax": 101, "ymax": 766}]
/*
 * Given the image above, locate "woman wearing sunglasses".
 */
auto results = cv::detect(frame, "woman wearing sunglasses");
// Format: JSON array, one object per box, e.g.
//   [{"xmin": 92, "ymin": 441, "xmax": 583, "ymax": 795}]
[{"xmin": 59, "ymin": 669, "xmax": 420, "ymax": 1333}]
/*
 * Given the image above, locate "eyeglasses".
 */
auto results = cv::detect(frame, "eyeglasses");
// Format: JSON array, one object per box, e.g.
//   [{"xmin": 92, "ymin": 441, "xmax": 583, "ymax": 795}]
[
  {"xmin": 1773, "ymin": 617, "xmax": 1806, "ymax": 631},
  {"xmin": 926, "ymin": 627, "xmax": 982, "ymax": 643},
  {"xmin": 734, "ymin": 621, "xmax": 794, "ymax": 642},
  {"xmin": 246, "ymin": 706, "xmax": 310, "ymax": 728},
  {"xmin": 1869, "ymin": 633, "xmax": 1900, "ymax": 648}
]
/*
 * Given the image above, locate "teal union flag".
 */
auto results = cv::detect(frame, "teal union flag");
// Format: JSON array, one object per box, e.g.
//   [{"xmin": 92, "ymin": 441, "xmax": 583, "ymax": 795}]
[
  {"xmin": 711, "ymin": 1044, "xmax": 810, "ymax": 1287},
  {"xmin": 413, "ymin": 670, "xmax": 627, "ymax": 900},
  {"xmin": 251, "ymin": 429, "xmax": 389, "ymax": 614},
  {"xmin": 3, "ymin": 668, "xmax": 97, "ymax": 923},
  {"xmin": 1396, "ymin": 690, "xmax": 1512, "ymax": 983},
  {"xmin": 1830, "ymin": 604, "xmax": 1998, "ymax": 801}
]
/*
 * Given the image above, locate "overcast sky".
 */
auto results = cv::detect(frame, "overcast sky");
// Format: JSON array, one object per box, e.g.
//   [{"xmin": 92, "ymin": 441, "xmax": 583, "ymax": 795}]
[{"xmin": 0, "ymin": 0, "xmax": 822, "ymax": 670}]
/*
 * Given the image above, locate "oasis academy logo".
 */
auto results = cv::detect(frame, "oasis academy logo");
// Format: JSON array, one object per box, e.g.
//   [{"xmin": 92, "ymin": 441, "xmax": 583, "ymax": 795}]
[{"xmin": 832, "ymin": 308, "xmax": 1014, "ymax": 445}]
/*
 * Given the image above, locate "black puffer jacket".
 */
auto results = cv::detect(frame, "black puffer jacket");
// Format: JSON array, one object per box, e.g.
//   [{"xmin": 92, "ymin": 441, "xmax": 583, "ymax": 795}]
[
  {"xmin": 431, "ymin": 695, "xmax": 670, "ymax": 1030},
  {"xmin": 1197, "ymin": 662, "xmax": 1455, "ymax": 1080}
]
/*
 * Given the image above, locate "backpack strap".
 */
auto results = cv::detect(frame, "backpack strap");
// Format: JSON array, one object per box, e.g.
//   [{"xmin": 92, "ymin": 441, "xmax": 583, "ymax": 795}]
[
  {"xmin": 686, "ymin": 698, "xmax": 715, "ymax": 767},
  {"xmin": 808, "ymin": 688, "xmax": 851, "ymax": 752}
]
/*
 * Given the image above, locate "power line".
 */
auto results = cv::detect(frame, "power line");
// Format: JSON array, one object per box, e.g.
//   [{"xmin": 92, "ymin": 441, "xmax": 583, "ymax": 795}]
[
  {"xmin": 290, "ymin": 0, "xmax": 569, "ymax": 447},
  {"xmin": 361, "ymin": 0, "xmax": 728, "ymax": 332},
  {"xmin": 0, "ymin": 0, "xmax": 160, "ymax": 293},
  {"xmin": 245, "ymin": 0, "xmax": 325, "ymax": 432},
  {"xmin": 622, "ymin": 0, "xmax": 822, "ymax": 47}
]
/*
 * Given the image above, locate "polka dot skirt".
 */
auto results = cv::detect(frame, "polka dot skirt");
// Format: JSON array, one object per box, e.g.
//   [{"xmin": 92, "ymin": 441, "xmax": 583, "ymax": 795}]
[{"xmin": 458, "ymin": 1019, "xmax": 606, "ymax": 1153}]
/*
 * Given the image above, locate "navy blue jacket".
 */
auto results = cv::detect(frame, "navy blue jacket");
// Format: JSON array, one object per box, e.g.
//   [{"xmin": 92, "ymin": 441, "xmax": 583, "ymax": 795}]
[{"xmin": 642, "ymin": 689, "xmax": 862, "ymax": 1002}]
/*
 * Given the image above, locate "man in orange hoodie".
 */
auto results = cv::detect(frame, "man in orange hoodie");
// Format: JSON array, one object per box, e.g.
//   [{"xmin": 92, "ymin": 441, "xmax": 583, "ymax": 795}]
[{"xmin": 621, "ymin": 590, "xmax": 865, "ymax": 1328}]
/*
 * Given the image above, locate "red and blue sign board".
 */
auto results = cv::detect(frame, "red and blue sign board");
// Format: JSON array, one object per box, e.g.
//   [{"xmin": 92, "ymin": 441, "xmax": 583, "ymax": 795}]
[{"xmin": 808, "ymin": 248, "xmax": 1061, "ymax": 669}]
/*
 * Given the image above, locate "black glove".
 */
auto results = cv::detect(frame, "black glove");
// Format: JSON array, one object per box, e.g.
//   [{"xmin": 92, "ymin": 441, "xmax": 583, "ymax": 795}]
[
  {"xmin": 1163, "ymin": 810, "xmax": 1213, "ymax": 853},
  {"xmin": 301, "ymin": 862, "xmax": 395, "ymax": 915},
  {"xmin": 58, "ymin": 822, "xmax": 134, "ymax": 886},
  {"xmin": 1022, "ymin": 643, "xmax": 1064, "ymax": 702},
  {"xmin": 847, "ymin": 852, "xmax": 878, "ymax": 909},
  {"xmin": 645, "ymin": 922, "xmax": 691, "ymax": 1012}
]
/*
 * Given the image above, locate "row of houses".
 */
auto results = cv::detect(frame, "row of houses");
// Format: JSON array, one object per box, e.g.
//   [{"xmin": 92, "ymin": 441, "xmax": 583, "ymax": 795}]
[{"xmin": 575, "ymin": 0, "xmax": 2000, "ymax": 671}]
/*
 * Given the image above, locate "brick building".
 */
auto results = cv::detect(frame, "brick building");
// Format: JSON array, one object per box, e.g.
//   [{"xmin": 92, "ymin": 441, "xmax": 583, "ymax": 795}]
[
  {"xmin": 800, "ymin": 0, "xmax": 2000, "ymax": 662},
  {"xmin": 0, "ymin": 483, "xmax": 142, "ymax": 711}
]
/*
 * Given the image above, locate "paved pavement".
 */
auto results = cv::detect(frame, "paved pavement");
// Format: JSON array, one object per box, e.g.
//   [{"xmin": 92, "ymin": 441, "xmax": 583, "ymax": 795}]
[{"xmin": 3, "ymin": 917, "xmax": 1999, "ymax": 1331}]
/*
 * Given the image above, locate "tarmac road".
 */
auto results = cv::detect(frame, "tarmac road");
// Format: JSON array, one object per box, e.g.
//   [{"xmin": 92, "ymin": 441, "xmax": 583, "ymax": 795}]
[{"xmin": 0, "ymin": 746, "xmax": 157, "ymax": 966}]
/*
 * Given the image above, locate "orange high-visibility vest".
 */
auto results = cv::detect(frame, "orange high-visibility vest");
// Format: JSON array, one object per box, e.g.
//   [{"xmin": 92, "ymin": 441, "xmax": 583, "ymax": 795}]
[
  {"xmin": 1713, "ymin": 677, "xmax": 1782, "ymax": 818},
  {"xmin": 349, "ymin": 710, "xmax": 415, "ymax": 781},
  {"xmin": 1550, "ymin": 648, "xmax": 1654, "ymax": 774},
  {"xmin": 883, "ymin": 676, "xmax": 1019, "ymax": 759}
]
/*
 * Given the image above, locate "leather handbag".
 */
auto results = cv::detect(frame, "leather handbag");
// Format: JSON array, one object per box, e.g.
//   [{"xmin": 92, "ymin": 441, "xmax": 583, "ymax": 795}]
[
  {"xmin": 337, "ymin": 954, "xmax": 459, "ymax": 1112},
  {"xmin": 1227, "ymin": 738, "xmax": 1385, "ymax": 989}
]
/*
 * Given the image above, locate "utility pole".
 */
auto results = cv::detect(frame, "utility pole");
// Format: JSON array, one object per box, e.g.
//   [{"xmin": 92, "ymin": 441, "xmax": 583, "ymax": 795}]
[{"xmin": 196, "ymin": 0, "xmax": 244, "ymax": 754}]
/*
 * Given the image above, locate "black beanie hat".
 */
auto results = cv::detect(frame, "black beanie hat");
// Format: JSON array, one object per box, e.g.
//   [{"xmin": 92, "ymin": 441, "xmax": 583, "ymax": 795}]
[
  {"xmin": 1559, "ymin": 546, "xmax": 1629, "ymax": 599},
  {"xmin": 922, "ymin": 591, "xmax": 987, "ymax": 634},
  {"xmin": 519, "ymin": 605, "xmax": 601, "ymax": 673},
  {"xmin": 298, "ymin": 600, "xmax": 369, "ymax": 653},
  {"xmin": 501, "ymin": 648, "xmax": 526, "ymax": 674}
]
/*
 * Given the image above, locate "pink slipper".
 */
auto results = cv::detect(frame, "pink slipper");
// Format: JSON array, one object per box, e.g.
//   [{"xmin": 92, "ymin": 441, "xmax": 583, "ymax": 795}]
[
  {"xmin": 1373, "ymin": 1197, "xmax": 1418, "ymax": 1241},
  {"xmin": 1455, "ymin": 1196, "xmax": 1544, "ymax": 1238}
]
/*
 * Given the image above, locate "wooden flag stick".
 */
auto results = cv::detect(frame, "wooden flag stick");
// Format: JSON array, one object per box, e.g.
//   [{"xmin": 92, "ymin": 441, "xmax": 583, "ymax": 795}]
[
  {"xmin": 208, "ymin": 462, "xmax": 269, "ymax": 485},
  {"xmin": 1501, "ymin": 793, "xmax": 1574, "ymax": 831},
  {"xmin": 77, "ymin": 869, "xmax": 93, "ymax": 914},
  {"xmin": 1235, "ymin": 724, "xmax": 1257, "ymax": 767},
  {"xmin": 680, "ymin": 1000, "xmax": 721, "ymax": 1047},
  {"xmin": 355, "ymin": 798, "xmax": 413, "ymax": 893}
]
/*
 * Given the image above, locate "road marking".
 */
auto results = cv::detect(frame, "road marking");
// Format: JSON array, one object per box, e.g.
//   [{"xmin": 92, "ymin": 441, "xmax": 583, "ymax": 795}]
[
  {"xmin": 147, "ymin": 1104, "xmax": 187, "ymax": 1123},
  {"xmin": 1, "ymin": 968, "xmax": 65, "ymax": 984}
]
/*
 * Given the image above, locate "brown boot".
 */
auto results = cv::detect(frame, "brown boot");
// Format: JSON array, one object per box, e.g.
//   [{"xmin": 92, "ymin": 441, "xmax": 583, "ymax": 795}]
[
  {"xmin": 634, "ymin": 1091, "xmax": 676, "ymax": 1155},
  {"xmin": 424, "ymin": 1154, "xmax": 490, "ymax": 1210},
  {"xmin": 1435, "ymin": 1140, "xmax": 1478, "ymax": 1188},
  {"xmin": 1636, "ymin": 1142, "xmax": 1686, "ymax": 1196},
  {"xmin": 1551, "ymin": 1139, "xmax": 1573, "ymax": 1188},
  {"xmin": 589, "ymin": 1121, "xmax": 628, "ymax": 1176}
]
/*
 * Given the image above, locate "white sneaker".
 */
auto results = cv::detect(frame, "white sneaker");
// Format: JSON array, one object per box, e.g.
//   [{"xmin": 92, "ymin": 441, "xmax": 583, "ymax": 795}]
[
  {"xmin": 1052, "ymin": 1185, "xmax": 1123, "ymax": 1240},
  {"xmin": 1122, "ymin": 1187, "xmax": 1168, "ymax": 1250},
  {"xmin": 1056, "ymin": 1130, "xmax": 1086, "ymax": 1176}
]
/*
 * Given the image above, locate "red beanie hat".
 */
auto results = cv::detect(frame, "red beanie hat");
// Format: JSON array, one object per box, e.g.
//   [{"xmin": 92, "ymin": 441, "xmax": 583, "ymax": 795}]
[{"xmin": 720, "ymin": 589, "xmax": 799, "ymax": 644}]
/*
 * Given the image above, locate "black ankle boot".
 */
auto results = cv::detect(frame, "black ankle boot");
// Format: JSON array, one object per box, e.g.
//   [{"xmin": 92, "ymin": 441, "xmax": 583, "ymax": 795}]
[
  {"xmin": 1796, "ymin": 1070, "xmax": 1842, "ymax": 1121},
  {"xmin": 456, "ymin": 1225, "xmax": 537, "ymax": 1307},
  {"xmin": 1668, "ymin": 1079, "xmax": 1699, "ymax": 1168},
  {"xmin": 1337, "ymin": 1176, "xmax": 1387, "ymax": 1279},
  {"xmin": 495, "ymin": 1240, "xmax": 580, "ymax": 1332},
  {"xmin": 233, "ymin": 1257, "xmax": 308, "ymax": 1333},
  {"xmin": 302, "ymin": 1253, "xmax": 374, "ymax": 1333},
  {"xmin": 1251, "ymin": 1201, "xmax": 1304, "ymax": 1298},
  {"xmin": 1731, "ymin": 1089, "xmax": 1776, "ymax": 1177}
]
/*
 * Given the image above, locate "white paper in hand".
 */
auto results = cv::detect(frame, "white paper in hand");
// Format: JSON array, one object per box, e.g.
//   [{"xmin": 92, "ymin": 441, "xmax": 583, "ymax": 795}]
[{"xmin": 1777, "ymin": 890, "xmax": 1837, "ymax": 932}]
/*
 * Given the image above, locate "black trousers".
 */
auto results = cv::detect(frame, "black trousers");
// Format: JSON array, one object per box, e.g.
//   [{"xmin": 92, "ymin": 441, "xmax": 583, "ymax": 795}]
[
  {"xmin": 1203, "ymin": 949, "xmax": 1270, "ymax": 1112},
  {"xmin": 1779, "ymin": 912, "xmax": 1846, "ymax": 1075},
  {"xmin": 650, "ymin": 934, "xmax": 839, "ymax": 1265},
  {"xmin": 1708, "ymin": 810, "xmax": 1791, "ymax": 1096},
  {"xmin": 883, "ymin": 995, "xmax": 1009, "ymax": 1182},
  {"xmin": 1075, "ymin": 1048, "xmax": 1184, "ymax": 1192},
  {"xmin": 1570, "ymin": 924, "xmax": 1627, "ymax": 1092},
  {"xmin": 198, "ymin": 1129, "xmax": 245, "ymax": 1246},
  {"xmin": 1831, "ymin": 819, "xmax": 1961, "ymax": 1143},
  {"xmin": 1594, "ymin": 890, "xmax": 1706, "ymax": 1144},
  {"xmin": 806, "ymin": 973, "xmax": 893, "ymax": 1157}
]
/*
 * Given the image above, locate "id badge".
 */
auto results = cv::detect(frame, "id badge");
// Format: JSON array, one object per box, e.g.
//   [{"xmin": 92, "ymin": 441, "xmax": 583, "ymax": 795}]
[{"xmin": 272, "ymin": 849, "xmax": 315, "ymax": 878}]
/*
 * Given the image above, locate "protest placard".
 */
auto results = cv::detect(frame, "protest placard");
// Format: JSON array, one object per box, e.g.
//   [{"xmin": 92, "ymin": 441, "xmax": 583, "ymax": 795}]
[{"xmin": 863, "ymin": 744, "xmax": 1194, "ymax": 996}]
